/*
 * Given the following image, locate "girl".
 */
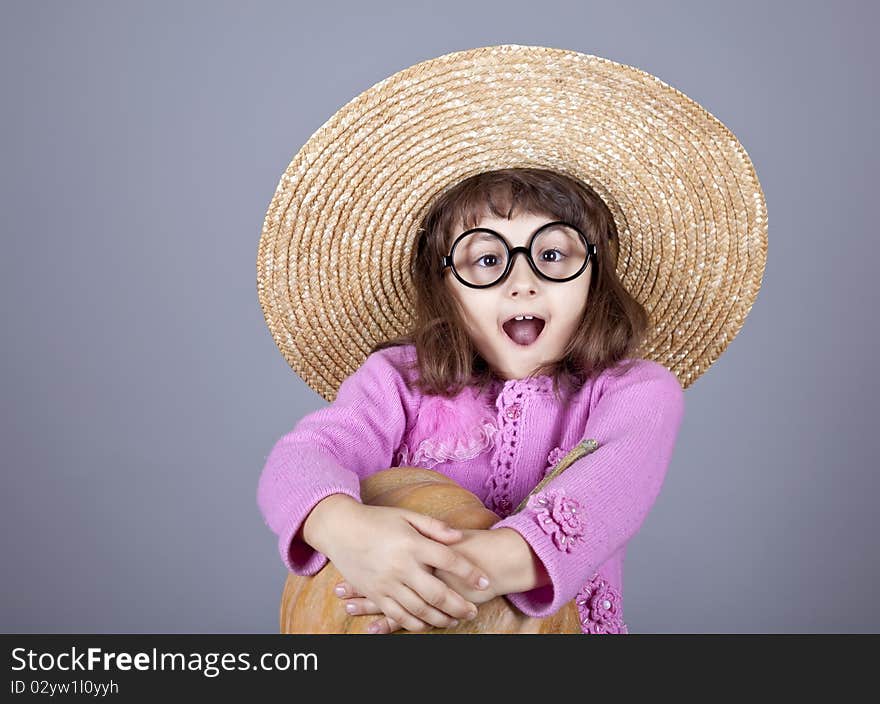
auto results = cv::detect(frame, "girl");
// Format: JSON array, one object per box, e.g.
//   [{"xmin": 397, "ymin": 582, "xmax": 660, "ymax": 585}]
[
  {"xmin": 256, "ymin": 45, "xmax": 764, "ymax": 635},
  {"xmin": 257, "ymin": 167, "xmax": 686, "ymax": 634}
]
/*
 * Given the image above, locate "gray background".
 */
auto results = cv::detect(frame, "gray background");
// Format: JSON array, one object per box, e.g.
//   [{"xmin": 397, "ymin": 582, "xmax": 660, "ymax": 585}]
[{"xmin": 2, "ymin": 0, "xmax": 877, "ymax": 634}]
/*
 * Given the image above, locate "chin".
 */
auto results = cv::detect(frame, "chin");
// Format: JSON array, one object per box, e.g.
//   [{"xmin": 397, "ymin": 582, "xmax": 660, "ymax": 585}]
[{"xmin": 500, "ymin": 354, "xmax": 547, "ymax": 378}]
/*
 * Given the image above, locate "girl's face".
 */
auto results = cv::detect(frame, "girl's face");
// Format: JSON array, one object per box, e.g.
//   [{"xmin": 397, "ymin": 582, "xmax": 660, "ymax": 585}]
[{"xmin": 444, "ymin": 210, "xmax": 592, "ymax": 380}]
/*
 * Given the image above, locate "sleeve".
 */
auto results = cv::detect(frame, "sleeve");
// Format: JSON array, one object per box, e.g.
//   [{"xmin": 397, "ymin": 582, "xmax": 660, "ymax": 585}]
[
  {"xmin": 488, "ymin": 359, "xmax": 685, "ymax": 617},
  {"xmin": 256, "ymin": 346, "xmax": 420, "ymax": 574}
]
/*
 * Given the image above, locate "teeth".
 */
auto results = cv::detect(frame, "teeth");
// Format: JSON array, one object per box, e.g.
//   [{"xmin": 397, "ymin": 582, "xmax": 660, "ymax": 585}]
[{"xmin": 513, "ymin": 315, "xmax": 535, "ymax": 321}]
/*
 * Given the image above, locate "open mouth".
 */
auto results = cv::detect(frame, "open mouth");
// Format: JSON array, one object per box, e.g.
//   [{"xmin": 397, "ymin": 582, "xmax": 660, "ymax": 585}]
[{"xmin": 501, "ymin": 314, "xmax": 546, "ymax": 347}]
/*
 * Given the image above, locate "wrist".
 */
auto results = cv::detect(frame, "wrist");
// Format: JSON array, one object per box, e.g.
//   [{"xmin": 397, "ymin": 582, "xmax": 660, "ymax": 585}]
[
  {"xmin": 489, "ymin": 527, "xmax": 550, "ymax": 595},
  {"xmin": 300, "ymin": 493, "xmax": 361, "ymax": 555}
]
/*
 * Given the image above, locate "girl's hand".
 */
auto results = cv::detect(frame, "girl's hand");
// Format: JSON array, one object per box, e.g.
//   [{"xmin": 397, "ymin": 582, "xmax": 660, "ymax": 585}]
[
  {"xmin": 333, "ymin": 578, "xmax": 484, "ymax": 633},
  {"xmin": 334, "ymin": 528, "xmax": 501, "ymax": 634},
  {"xmin": 321, "ymin": 504, "xmax": 492, "ymax": 633}
]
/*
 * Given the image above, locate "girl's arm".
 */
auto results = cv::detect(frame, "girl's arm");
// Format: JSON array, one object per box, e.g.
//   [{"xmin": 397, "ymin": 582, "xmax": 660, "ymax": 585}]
[
  {"xmin": 485, "ymin": 359, "xmax": 685, "ymax": 618},
  {"xmin": 257, "ymin": 345, "xmax": 420, "ymax": 574}
]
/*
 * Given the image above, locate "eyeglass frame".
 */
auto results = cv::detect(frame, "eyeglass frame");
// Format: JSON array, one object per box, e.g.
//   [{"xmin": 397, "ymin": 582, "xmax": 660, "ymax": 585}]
[{"xmin": 440, "ymin": 220, "xmax": 597, "ymax": 289}]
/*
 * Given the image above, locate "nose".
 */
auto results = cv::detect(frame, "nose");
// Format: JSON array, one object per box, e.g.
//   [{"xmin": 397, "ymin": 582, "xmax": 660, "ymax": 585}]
[{"xmin": 505, "ymin": 250, "xmax": 539, "ymax": 295}]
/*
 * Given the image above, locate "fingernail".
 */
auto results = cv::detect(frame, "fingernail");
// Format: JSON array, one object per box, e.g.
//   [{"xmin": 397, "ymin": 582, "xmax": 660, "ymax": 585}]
[
  {"xmin": 345, "ymin": 603, "xmax": 356, "ymax": 614},
  {"xmin": 449, "ymin": 619, "xmax": 459, "ymax": 627},
  {"xmin": 367, "ymin": 623, "xmax": 380, "ymax": 633},
  {"xmin": 468, "ymin": 608, "xmax": 478, "ymax": 620},
  {"xmin": 334, "ymin": 586, "xmax": 345, "ymax": 597},
  {"xmin": 477, "ymin": 576, "xmax": 490, "ymax": 589}
]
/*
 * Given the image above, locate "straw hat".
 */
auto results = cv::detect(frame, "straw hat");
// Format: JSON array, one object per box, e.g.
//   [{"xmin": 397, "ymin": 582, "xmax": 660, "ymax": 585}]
[{"xmin": 257, "ymin": 44, "xmax": 767, "ymax": 402}]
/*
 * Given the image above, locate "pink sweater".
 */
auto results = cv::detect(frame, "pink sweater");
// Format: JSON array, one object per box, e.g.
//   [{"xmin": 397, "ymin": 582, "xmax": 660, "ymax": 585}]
[{"xmin": 257, "ymin": 343, "xmax": 685, "ymax": 634}]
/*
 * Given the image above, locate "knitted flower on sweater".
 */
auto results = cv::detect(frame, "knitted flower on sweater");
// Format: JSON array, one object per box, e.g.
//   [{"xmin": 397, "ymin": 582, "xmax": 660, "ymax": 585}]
[
  {"xmin": 525, "ymin": 489, "xmax": 586, "ymax": 552},
  {"xmin": 576, "ymin": 574, "xmax": 628, "ymax": 634}
]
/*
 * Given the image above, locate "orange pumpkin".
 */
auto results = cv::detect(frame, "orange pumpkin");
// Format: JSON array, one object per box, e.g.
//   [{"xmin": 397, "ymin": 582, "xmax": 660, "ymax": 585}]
[{"xmin": 280, "ymin": 437, "xmax": 601, "ymax": 634}]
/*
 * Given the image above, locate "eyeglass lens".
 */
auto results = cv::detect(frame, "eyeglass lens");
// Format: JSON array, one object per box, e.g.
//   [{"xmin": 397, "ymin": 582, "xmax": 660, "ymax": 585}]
[{"xmin": 451, "ymin": 224, "xmax": 587, "ymax": 286}]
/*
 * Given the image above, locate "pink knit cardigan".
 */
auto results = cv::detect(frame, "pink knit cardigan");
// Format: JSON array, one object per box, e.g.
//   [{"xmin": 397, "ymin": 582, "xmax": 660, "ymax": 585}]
[{"xmin": 257, "ymin": 343, "xmax": 685, "ymax": 634}]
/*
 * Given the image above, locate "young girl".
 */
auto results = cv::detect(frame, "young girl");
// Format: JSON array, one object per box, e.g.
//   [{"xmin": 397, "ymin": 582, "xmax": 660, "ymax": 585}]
[
  {"xmin": 256, "ymin": 45, "xmax": 765, "ymax": 636},
  {"xmin": 257, "ymin": 167, "xmax": 686, "ymax": 635}
]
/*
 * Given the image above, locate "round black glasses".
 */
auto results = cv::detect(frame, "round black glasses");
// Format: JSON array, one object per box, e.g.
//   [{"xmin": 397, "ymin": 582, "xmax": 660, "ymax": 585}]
[{"xmin": 440, "ymin": 221, "xmax": 597, "ymax": 289}]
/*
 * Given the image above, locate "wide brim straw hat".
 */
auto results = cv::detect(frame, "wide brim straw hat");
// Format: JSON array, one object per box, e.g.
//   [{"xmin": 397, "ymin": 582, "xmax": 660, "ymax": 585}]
[{"xmin": 257, "ymin": 44, "xmax": 767, "ymax": 402}]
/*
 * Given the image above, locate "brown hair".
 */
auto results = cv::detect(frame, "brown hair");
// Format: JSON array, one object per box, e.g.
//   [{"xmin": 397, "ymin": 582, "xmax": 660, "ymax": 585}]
[{"xmin": 371, "ymin": 167, "xmax": 650, "ymax": 402}]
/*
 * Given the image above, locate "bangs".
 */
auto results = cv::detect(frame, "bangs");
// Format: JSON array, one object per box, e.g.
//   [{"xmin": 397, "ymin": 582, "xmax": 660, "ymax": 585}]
[{"xmin": 438, "ymin": 175, "xmax": 580, "ymax": 250}]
